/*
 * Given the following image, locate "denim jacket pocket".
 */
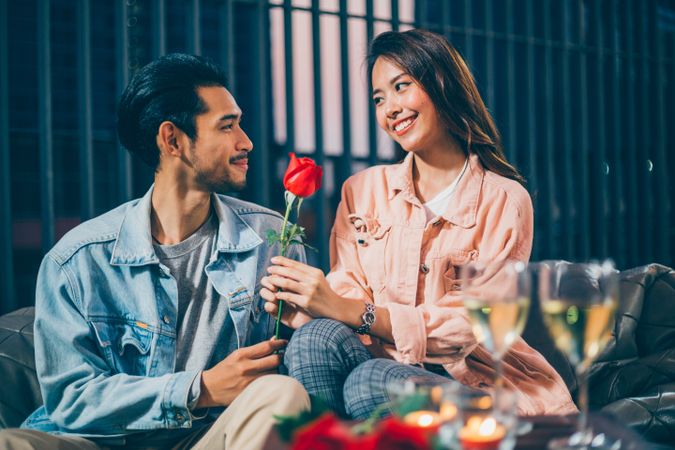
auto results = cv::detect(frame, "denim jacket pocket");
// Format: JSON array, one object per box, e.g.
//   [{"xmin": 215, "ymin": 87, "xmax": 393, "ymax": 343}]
[
  {"xmin": 90, "ymin": 320, "xmax": 153, "ymax": 375},
  {"xmin": 227, "ymin": 286, "xmax": 256, "ymax": 348}
]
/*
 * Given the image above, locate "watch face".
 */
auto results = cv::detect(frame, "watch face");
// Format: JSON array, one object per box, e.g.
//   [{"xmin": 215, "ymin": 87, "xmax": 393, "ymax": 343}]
[{"xmin": 364, "ymin": 312, "xmax": 376, "ymax": 323}]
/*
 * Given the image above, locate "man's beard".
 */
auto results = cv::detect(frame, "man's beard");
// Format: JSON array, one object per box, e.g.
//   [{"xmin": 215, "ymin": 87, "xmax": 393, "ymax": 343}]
[{"xmin": 190, "ymin": 146, "xmax": 246, "ymax": 194}]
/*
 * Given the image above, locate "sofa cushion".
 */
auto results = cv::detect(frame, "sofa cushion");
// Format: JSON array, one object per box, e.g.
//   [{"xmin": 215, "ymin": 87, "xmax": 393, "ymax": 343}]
[{"xmin": 0, "ymin": 307, "xmax": 41, "ymax": 429}]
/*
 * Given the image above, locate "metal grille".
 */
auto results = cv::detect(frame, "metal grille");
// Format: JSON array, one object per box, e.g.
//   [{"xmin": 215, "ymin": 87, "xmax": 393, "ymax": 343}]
[{"xmin": 1, "ymin": 0, "xmax": 673, "ymax": 314}]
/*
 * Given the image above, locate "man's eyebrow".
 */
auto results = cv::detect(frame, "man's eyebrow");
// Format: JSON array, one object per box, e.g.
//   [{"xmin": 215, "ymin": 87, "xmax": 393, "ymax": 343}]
[
  {"xmin": 372, "ymin": 73, "xmax": 407, "ymax": 96},
  {"xmin": 218, "ymin": 113, "xmax": 240, "ymax": 121}
]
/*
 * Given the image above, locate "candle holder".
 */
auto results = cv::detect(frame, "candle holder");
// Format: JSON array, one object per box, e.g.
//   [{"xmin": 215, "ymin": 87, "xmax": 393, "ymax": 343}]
[
  {"xmin": 386, "ymin": 377, "xmax": 459, "ymax": 436},
  {"xmin": 440, "ymin": 386, "xmax": 518, "ymax": 450}
]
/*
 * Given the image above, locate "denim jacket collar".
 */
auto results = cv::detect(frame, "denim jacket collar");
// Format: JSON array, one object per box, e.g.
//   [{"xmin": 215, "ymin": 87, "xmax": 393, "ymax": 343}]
[
  {"xmin": 386, "ymin": 152, "xmax": 484, "ymax": 228},
  {"xmin": 110, "ymin": 186, "xmax": 263, "ymax": 266}
]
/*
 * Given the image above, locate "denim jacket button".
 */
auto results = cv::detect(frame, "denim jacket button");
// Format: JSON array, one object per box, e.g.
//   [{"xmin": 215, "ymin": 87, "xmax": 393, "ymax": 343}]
[{"xmin": 162, "ymin": 315, "xmax": 170, "ymax": 324}]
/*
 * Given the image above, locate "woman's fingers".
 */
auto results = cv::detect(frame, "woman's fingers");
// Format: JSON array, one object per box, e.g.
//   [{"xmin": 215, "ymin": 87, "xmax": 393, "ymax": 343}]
[
  {"xmin": 260, "ymin": 276, "xmax": 278, "ymax": 292},
  {"xmin": 266, "ymin": 264, "xmax": 310, "ymax": 283},
  {"xmin": 274, "ymin": 290, "xmax": 307, "ymax": 309},
  {"xmin": 270, "ymin": 256, "xmax": 316, "ymax": 275},
  {"xmin": 263, "ymin": 301, "xmax": 278, "ymax": 315},
  {"xmin": 260, "ymin": 287, "xmax": 279, "ymax": 302},
  {"xmin": 266, "ymin": 275, "xmax": 304, "ymax": 294}
]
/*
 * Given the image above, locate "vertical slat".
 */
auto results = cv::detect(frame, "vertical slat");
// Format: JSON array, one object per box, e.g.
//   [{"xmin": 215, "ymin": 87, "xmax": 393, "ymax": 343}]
[
  {"xmin": 654, "ymin": 0, "xmax": 671, "ymax": 264},
  {"xmin": 337, "ymin": 0, "xmax": 352, "ymax": 185},
  {"xmin": 593, "ymin": 0, "xmax": 609, "ymax": 259},
  {"xmin": 416, "ymin": 0, "xmax": 428, "ymax": 30},
  {"xmin": 221, "ymin": 0, "xmax": 236, "ymax": 94},
  {"xmin": 252, "ymin": 0, "xmax": 270, "ymax": 207},
  {"xmin": 187, "ymin": 0, "xmax": 201, "ymax": 55},
  {"xmin": 624, "ymin": 0, "xmax": 638, "ymax": 267},
  {"xmin": 484, "ymin": 0, "xmax": 495, "ymax": 108},
  {"xmin": 577, "ymin": 0, "xmax": 590, "ymax": 260},
  {"xmin": 77, "ymin": 0, "xmax": 94, "ymax": 220},
  {"xmin": 560, "ymin": 0, "xmax": 574, "ymax": 260},
  {"xmin": 525, "ymin": 0, "xmax": 539, "ymax": 260},
  {"xmin": 152, "ymin": 0, "xmax": 166, "ymax": 58},
  {"xmin": 311, "ymin": 0, "xmax": 328, "ymax": 270},
  {"xmin": 638, "ymin": 0, "xmax": 654, "ymax": 263},
  {"xmin": 441, "ymin": 0, "xmax": 450, "ymax": 36},
  {"xmin": 283, "ymin": 0, "xmax": 295, "ymax": 154},
  {"xmin": 38, "ymin": 0, "xmax": 55, "ymax": 252},
  {"xmin": 542, "ymin": 0, "xmax": 557, "ymax": 257},
  {"xmin": 610, "ymin": 0, "xmax": 626, "ymax": 266},
  {"xmin": 505, "ymin": 0, "xmax": 517, "ymax": 166},
  {"xmin": 116, "ymin": 0, "xmax": 132, "ymax": 202},
  {"xmin": 391, "ymin": 0, "xmax": 399, "ymax": 31},
  {"xmin": 0, "ymin": 0, "xmax": 15, "ymax": 312},
  {"xmin": 464, "ymin": 0, "xmax": 473, "ymax": 63},
  {"xmin": 366, "ymin": 0, "xmax": 378, "ymax": 167}
]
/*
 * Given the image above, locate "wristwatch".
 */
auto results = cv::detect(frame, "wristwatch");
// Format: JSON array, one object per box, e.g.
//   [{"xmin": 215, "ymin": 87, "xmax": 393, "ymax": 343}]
[{"xmin": 356, "ymin": 303, "xmax": 376, "ymax": 335}]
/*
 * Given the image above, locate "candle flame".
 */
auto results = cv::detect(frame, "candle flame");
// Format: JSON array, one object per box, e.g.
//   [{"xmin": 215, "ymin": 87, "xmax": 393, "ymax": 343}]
[
  {"xmin": 479, "ymin": 417, "xmax": 497, "ymax": 436},
  {"xmin": 417, "ymin": 413, "xmax": 435, "ymax": 427}
]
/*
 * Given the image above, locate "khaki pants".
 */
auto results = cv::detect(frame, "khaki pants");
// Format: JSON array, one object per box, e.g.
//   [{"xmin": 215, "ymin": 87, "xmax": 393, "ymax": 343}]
[{"xmin": 0, "ymin": 375, "xmax": 309, "ymax": 450}]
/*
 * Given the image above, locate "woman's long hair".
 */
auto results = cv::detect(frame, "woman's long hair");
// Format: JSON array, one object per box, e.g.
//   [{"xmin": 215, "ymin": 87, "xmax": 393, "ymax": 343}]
[{"xmin": 367, "ymin": 29, "xmax": 526, "ymax": 185}]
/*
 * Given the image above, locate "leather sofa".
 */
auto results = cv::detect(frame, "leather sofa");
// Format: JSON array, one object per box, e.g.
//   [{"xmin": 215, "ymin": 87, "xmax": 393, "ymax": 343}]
[{"xmin": 1, "ymin": 264, "xmax": 673, "ymax": 448}]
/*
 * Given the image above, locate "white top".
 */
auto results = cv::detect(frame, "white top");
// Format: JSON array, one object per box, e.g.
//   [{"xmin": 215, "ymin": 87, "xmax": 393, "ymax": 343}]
[{"xmin": 423, "ymin": 157, "xmax": 469, "ymax": 222}]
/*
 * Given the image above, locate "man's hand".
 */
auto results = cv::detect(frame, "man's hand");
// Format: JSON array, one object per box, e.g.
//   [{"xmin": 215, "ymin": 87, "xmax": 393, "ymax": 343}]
[{"xmin": 196, "ymin": 338, "xmax": 287, "ymax": 408}]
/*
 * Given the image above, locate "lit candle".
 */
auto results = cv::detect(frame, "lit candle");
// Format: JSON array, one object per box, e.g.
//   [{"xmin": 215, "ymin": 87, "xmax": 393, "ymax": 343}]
[
  {"xmin": 403, "ymin": 410, "xmax": 442, "ymax": 434},
  {"xmin": 459, "ymin": 416, "xmax": 506, "ymax": 450}
]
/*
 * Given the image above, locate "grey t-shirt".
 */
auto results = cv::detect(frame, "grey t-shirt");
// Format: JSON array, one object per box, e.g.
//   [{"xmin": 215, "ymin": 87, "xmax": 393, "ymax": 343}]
[{"xmin": 153, "ymin": 212, "xmax": 233, "ymax": 373}]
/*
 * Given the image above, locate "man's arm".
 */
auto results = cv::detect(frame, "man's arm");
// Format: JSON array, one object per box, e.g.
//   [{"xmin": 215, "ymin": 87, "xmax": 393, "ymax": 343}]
[
  {"xmin": 35, "ymin": 255, "xmax": 286, "ymax": 434},
  {"xmin": 35, "ymin": 256, "xmax": 200, "ymax": 433}
]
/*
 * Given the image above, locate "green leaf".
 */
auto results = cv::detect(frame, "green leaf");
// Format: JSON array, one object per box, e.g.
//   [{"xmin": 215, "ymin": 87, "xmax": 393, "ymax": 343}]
[
  {"xmin": 391, "ymin": 392, "xmax": 431, "ymax": 417},
  {"xmin": 302, "ymin": 242, "xmax": 318, "ymax": 253},
  {"xmin": 266, "ymin": 229, "xmax": 281, "ymax": 245}
]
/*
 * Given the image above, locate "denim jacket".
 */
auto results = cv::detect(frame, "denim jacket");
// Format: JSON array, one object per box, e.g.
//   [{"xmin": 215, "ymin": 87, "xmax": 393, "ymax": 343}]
[{"xmin": 21, "ymin": 186, "xmax": 304, "ymax": 442}]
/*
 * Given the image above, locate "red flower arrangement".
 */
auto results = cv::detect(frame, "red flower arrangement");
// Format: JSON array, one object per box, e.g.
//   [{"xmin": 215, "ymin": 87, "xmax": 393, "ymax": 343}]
[{"xmin": 284, "ymin": 412, "xmax": 433, "ymax": 450}]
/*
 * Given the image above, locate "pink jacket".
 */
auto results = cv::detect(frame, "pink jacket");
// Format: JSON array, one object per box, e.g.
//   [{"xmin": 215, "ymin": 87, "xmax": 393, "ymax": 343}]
[{"xmin": 326, "ymin": 153, "xmax": 577, "ymax": 416}]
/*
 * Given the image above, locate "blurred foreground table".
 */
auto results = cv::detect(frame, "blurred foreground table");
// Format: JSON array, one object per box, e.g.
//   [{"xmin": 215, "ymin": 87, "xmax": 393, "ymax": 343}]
[{"xmin": 263, "ymin": 413, "xmax": 650, "ymax": 450}]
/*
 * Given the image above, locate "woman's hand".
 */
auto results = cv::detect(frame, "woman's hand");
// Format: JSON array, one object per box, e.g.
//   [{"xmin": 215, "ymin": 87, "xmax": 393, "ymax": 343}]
[
  {"xmin": 260, "ymin": 290, "xmax": 312, "ymax": 330},
  {"xmin": 260, "ymin": 256, "xmax": 340, "ymax": 321}
]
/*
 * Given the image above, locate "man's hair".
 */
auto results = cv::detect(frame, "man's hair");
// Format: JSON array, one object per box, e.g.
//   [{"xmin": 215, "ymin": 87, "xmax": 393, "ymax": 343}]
[{"xmin": 117, "ymin": 53, "xmax": 228, "ymax": 168}]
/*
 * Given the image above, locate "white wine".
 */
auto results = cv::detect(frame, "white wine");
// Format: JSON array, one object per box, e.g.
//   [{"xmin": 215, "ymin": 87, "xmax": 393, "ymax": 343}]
[
  {"xmin": 464, "ymin": 297, "xmax": 531, "ymax": 358},
  {"xmin": 541, "ymin": 299, "xmax": 616, "ymax": 369}
]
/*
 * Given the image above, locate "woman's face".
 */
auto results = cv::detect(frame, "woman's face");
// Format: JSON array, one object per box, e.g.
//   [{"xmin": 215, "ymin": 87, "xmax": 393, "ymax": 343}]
[{"xmin": 371, "ymin": 57, "xmax": 447, "ymax": 154}]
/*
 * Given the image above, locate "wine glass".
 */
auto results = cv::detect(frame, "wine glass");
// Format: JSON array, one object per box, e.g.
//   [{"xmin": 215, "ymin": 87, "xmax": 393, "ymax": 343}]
[
  {"xmin": 460, "ymin": 260, "xmax": 531, "ymax": 430},
  {"xmin": 538, "ymin": 261, "xmax": 619, "ymax": 450}
]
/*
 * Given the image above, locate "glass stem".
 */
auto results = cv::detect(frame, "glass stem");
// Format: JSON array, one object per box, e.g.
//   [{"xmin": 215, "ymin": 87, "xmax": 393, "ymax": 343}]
[{"xmin": 494, "ymin": 356, "xmax": 504, "ymax": 396}]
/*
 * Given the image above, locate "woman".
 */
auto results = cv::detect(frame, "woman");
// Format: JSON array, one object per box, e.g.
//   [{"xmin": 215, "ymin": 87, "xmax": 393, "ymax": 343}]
[{"xmin": 260, "ymin": 29, "xmax": 576, "ymax": 418}]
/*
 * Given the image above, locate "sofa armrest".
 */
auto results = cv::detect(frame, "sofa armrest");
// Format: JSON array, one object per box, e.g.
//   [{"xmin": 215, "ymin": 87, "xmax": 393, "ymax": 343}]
[
  {"xmin": 0, "ymin": 307, "xmax": 42, "ymax": 429},
  {"xmin": 601, "ymin": 381, "xmax": 675, "ymax": 447}
]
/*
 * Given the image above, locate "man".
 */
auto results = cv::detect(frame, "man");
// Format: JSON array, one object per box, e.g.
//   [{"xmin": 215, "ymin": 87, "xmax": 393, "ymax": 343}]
[{"xmin": 0, "ymin": 54, "xmax": 309, "ymax": 450}]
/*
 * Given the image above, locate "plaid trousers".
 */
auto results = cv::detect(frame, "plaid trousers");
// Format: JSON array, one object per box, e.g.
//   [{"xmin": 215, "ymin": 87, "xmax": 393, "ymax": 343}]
[{"xmin": 283, "ymin": 319, "xmax": 452, "ymax": 419}]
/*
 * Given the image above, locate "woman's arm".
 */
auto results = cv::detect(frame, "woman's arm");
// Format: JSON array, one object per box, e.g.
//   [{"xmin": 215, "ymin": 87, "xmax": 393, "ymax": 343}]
[{"xmin": 261, "ymin": 255, "xmax": 396, "ymax": 342}]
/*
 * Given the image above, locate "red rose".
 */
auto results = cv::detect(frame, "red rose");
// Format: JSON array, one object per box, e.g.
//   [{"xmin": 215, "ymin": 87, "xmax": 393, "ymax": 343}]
[
  {"xmin": 283, "ymin": 153, "xmax": 323, "ymax": 198},
  {"xmin": 291, "ymin": 413, "xmax": 356, "ymax": 450},
  {"xmin": 372, "ymin": 417, "xmax": 432, "ymax": 450}
]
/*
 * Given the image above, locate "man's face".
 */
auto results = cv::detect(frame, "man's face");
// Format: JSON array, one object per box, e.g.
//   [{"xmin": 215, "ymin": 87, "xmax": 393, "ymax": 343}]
[{"xmin": 188, "ymin": 86, "xmax": 253, "ymax": 193}]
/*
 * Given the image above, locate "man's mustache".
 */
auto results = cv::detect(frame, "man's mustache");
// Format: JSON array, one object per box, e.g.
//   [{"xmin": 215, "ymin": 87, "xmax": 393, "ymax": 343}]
[{"xmin": 230, "ymin": 154, "xmax": 248, "ymax": 163}]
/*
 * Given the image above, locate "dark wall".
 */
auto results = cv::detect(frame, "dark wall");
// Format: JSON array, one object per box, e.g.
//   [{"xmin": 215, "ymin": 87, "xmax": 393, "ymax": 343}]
[{"xmin": 1, "ymin": 0, "xmax": 673, "ymax": 314}]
